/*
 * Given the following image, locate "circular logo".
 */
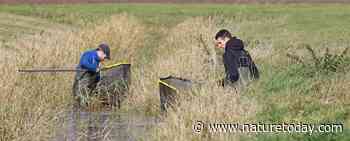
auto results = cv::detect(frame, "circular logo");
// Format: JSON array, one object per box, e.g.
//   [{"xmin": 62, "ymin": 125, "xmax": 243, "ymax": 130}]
[{"xmin": 193, "ymin": 120, "xmax": 205, "ymax": 134}]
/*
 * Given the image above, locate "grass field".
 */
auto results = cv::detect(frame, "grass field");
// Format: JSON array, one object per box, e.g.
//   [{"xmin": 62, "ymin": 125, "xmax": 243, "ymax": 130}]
[
  {"xmin": 1, "ymin": 0, "xmax": 350, "ymax": 4},
  {"xmin": 1, "ymin": 3, "xmax": 350, "ymax": 141}
]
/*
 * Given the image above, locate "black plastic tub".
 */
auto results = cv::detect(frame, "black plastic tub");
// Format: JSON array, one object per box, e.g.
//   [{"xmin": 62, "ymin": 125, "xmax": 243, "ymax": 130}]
[
  {"xmin": 72, "ymin": 63, "xmax": 131, "ymax": 110},
  {"xmin": 159, "ymin": 76, "xmax": 192, "ymax": 112},
  {"xmin": 98, "ymin": 63, "xmax": 131, "ymax": 109}
]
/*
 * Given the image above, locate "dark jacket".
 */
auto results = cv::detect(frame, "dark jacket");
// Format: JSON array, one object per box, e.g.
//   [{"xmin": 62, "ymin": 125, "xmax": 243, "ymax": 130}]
[{"xmin": 223, "ymin": 37, "xmax": 259, "ymax": 83}]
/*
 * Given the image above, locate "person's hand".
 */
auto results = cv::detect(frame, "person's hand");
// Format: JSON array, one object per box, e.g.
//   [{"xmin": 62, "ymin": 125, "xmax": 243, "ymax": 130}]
[
  {"xmin": 96, "ymin": 64, "xmax": 102, "ymax": 72},
  {"xmin": 214, "ymin": 41, "xmax": 219, "ymax": 48},
  {"xmin": 216, "ymin": 79, "xmax": 225, "ymax": 87}
]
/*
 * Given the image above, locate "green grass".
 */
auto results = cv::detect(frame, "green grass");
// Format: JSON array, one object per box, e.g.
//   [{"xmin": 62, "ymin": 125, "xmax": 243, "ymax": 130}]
[
  {"xmin": 1, "ymin": 4, "xmax": 350, "ymax": 28},
  {"xmin": 1, "ymin": 4, "xmax": 350, "ymax": 46},
  {"xmin": 1, "ymin": 4, "xmax": 350, "ymax": 47},
  {"xmin": 244, "ymin": 60, "xmax": 349, "ymax": 140},
  {"xmin": 241, "ymin": 129, "xmax": 350, "ymax": 141}
]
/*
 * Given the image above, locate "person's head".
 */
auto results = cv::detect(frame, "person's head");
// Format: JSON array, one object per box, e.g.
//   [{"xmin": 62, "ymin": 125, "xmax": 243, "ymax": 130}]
[
  {"xmin": 215, "ymin": 29, "xmax": 232, "ymax": 49},
  {"xmin": 96, "ymin": 43, "xmax": 110, "ymax": 61}
]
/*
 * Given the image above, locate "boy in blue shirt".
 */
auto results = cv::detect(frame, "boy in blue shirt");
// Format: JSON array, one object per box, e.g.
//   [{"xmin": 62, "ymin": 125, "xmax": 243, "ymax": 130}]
[{"xmin": 73, "ymin": 43, "xmax": 110, "ymax": 105}]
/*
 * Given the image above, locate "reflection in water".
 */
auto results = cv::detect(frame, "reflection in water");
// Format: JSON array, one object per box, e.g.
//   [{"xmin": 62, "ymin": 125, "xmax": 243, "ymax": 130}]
[{"xmin": 56, "ymin": 106, "xmax": 159, "ymax": 141}]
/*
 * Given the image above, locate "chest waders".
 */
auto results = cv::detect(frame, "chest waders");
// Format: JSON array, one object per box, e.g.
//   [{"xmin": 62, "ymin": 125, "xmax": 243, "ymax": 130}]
[
  {"xmin": 72, "ymin": 63, "xmax": 131, "ymax": 109},
  {"xmin": 72, "ymin": 70, "xmax": 99, "ymax": 107},
  {"xmin": 226, "ymin": 50, "xmax": 256, "ymax": 92}
]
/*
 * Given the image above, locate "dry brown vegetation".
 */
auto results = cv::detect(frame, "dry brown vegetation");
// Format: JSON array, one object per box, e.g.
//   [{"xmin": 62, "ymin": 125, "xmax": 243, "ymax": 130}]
[
  {"xmin": 139, "ymin": 17, "xmax": 261, "ymax": 140},
  {"xmin": 0, "ymin": 14, "xmax": 145, "ymax": 141},
  {"xmin": 0, "ymin": 14, "xmax": 265, "ymax": 141},
  {"xmin": 146, "ymin": 14, "xmax": 349, "ymax": 140},
  {"xmin": 1, "ymin": 5, "xmax": 349, "ymax": 140}
]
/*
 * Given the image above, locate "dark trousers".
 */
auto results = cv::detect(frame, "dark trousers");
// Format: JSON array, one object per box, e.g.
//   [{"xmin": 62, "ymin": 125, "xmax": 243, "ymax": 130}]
[{"xmin": 72, "ymin": 71, "xmax": 99, "ymax": 106}]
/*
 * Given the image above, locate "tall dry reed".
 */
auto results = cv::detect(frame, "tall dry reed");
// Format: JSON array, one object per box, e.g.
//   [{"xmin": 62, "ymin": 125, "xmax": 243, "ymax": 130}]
[
  {"xmin": 0, "ymin": 14, "xmax": 145, "ymax": 141},
  {"xmin": 147, "ymin": 17, "xmax": 259, "ymax": 141}
]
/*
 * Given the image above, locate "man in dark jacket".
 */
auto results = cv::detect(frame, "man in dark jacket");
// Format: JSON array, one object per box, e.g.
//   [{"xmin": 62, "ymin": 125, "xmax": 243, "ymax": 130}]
[
  {"xmin": 215, "ymin": 29, "xmax": 259, "ymax": 90},
  {"xmin": 73, "ymin": 43, "xmax": 111, "ymax": 106}
]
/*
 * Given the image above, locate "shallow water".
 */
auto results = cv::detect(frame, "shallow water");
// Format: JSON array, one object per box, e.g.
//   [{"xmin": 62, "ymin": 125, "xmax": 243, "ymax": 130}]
[{"xmin": 55, "ymin": 106, "xmax": 159, "ymax": 141}]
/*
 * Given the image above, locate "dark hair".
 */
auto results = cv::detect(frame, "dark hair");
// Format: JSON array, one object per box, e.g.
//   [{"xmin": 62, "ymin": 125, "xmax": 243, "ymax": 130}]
[{"xmin": 215, "ymin": 29, "xmax": 232, "ymax": 40}]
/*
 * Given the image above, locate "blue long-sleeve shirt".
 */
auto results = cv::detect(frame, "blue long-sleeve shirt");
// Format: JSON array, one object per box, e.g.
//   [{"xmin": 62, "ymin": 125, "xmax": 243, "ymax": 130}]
[{"xmin": 79, "ymin": 50, "xmax": 100, "ymax": 72}]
